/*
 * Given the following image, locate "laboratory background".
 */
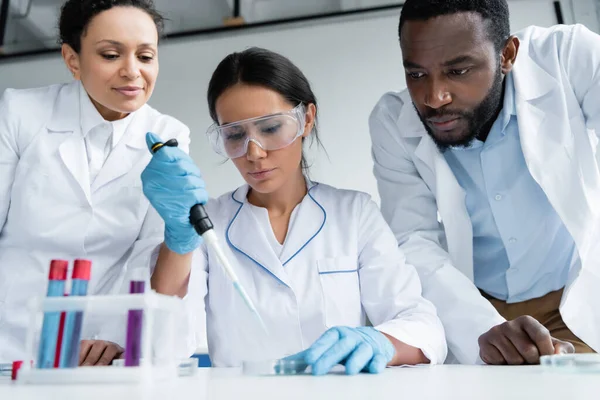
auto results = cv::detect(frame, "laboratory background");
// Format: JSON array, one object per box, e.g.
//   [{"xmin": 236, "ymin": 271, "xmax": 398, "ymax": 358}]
[
  {"xmin": 4, "ymin": 0, "xmax": 598, "ymax": 203},
  {"xmin": 1, "ymin": 0, "xmax": 600, "ymax": 398}
]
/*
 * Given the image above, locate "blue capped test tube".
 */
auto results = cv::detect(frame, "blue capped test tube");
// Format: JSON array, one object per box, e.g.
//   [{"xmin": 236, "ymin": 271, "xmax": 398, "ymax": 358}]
[
  {"xmin": 37, "ymin": 260, "xmax": 68, "ymax": 369},
  {"xmin": 59, "ymin": 259, "xmax": 92, "ymax": 368}
]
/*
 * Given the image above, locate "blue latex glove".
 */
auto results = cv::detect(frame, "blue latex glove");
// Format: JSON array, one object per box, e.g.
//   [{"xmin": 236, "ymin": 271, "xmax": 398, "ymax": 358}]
[
  {"xmin": 286, "ymin": 326, "xmax": 395, "ymax": 376},
  {"xmin": 141, "ymin": 132, "xmax": 208, "ymax": 254}
]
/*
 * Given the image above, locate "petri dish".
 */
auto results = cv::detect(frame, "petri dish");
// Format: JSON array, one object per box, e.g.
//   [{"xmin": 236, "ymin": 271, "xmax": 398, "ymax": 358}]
[
  {"xmin": 540, "ymin": 354, "xmax": 600, "ymax": 373},
  {"xmin": 242, "ymin": 359, "xmax": 309, "ymax": 376},
  {"xmin": 112, "ymin": 358, "xmax": 198, "ymax": 376}
]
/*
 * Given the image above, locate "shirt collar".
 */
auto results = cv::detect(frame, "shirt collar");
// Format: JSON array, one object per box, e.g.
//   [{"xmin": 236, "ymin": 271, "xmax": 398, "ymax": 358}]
[
  {"xmin": 499, "ymin": 71, "xmax": 517, "ymax": 132},
  {"xmin": 79, "ymin": 82, "xmax": 135, "ymax": 148}
]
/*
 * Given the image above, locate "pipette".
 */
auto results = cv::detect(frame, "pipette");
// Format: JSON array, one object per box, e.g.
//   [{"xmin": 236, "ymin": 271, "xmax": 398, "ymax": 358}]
[{"xmin": 150, "ymin": 139, "xmax": 269, "ymax": 335}]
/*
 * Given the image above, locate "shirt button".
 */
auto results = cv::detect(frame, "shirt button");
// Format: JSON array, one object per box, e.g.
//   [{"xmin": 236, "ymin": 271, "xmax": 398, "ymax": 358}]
[
  {"xmin": 494, "ymin": 194, "xmax": 503, "ymax": 201},
  {"xmin": 509, "ymin": 237, "xmax": 517, "ymax": 244}
]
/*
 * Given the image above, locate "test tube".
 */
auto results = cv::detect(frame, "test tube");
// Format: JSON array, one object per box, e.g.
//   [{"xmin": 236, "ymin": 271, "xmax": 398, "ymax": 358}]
[
  {"xmin": 53, "ymin": 294, "xmax": 68, "ymax": 368},
  {"xmin": 124, "ymin": 280, "xmax": 145, "ymax": 367},
  {"xmin": 37, "ymin": 260, "xmax": 68, "ymax": 369},
  {"xmin": 59, "ymin": 259, "xmax": 91, "ymax": 368}
]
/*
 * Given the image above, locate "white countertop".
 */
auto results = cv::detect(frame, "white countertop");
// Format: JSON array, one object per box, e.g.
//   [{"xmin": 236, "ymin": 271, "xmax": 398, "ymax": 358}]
[{"xmin": 2, "ymin": 365, "xmax": 599, "ymax": 400}]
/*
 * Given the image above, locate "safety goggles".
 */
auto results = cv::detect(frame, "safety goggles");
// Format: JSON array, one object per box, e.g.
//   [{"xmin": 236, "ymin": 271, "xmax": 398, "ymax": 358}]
[{"xmin": 206, "ymin": 104, "xmax": 306, "ymax": 159}]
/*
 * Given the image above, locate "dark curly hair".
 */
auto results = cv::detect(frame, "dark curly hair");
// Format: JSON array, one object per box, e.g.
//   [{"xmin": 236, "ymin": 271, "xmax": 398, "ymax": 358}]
[
  {"xmin": 399, "ymin": 0, "xmax": 511, "ymax": 52},
  {"xmin": 58, "ymin": 0, "xmax": 165, "ymax": 53}
]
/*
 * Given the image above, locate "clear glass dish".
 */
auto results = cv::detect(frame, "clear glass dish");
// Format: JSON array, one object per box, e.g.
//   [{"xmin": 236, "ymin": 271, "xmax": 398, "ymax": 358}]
[
  {"xmin": 242, "ymin": 359, "xmax": 309, "ymax": 376},
  {"xmin": 540, "ymin": 354, "xmax": 600, "ymax": 373}
]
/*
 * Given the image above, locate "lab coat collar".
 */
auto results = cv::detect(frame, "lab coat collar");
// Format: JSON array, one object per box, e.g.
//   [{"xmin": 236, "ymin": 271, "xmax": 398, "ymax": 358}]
[
  {"xmin": 47, "ymin": 81, "xmax": 92, "ymax": 203},
  {"xmin": 46, "ymin": 80, "xmax": 81, "ymax": 133},
  {"xmin": 46, "ymin": 81, "xmax": 152, "ymax": 200},
  {"xmin": 79, "ymin": 82, "xmax": 108, "ymax": 139},
  {"xmin": 226, "ymin": 179, "xmax": 325, "ymax": 288},
  {"xmin": 91, "ymin": 105, "xmax": 151, "ymax": 192},
  {"xmin": 511, "ymin": 34, "xmax": 557, "ymax": 101},
  {"xmin": 395, "ymin": 95, "xmax": 426, "ymax": 138}
]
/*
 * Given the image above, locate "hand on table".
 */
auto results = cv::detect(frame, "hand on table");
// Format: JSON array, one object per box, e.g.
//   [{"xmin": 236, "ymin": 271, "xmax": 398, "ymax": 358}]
[
  {"xmin": 79, "ymin": 340, "xmax": 124, "ymax": 366},
  {"xmin": 478, "ymin": 315, "xmax": 575, "ymax": 365},
  {"xmin": 286, "ymin": 326, "xmax": 395, "ymax": 375}
]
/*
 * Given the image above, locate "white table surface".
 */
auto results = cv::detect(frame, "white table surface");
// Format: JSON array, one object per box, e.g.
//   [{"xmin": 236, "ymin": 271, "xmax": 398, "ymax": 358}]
[{"xmin": 1, "ymin": 365, "xmax": 599, "ymax": 400}]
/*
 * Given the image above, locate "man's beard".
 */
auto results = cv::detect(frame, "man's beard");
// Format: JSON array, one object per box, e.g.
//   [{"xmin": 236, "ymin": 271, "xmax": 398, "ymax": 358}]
[{"xmin": 415, "ymin": 67, "xmax": 505, "ymax": 152}]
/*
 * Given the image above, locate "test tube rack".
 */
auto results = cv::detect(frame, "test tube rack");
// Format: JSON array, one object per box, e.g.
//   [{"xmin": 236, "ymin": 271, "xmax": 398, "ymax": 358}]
[{"xmin": 17, "ymin": 291, "xmax": 184, "ymax": 385}]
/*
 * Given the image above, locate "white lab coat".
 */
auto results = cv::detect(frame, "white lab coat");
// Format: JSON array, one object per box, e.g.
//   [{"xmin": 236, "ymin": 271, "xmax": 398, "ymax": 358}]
[
  {"xmin": 0, "ymin": 81, "xmax": 190, "ymax": 362},
  {"xmin": 369, "ymin": 24, "xmax": 600, "ymax": 364},
  {"xmin": 181, "ymin": 182, "xmax": 447, "ymax": 367}
]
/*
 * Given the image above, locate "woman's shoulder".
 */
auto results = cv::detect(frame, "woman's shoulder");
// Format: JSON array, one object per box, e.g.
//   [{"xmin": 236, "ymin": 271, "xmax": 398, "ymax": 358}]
[
  {"xmin": 204, "ymin": 187, "xmax": 246, "ymax": 216},
  {"xmin": 309, "ymin": 182, "xmax": 373, "ymax": 207},
  {"xmin": 1, "ymin": 82, "xmax": 65, "ymax": 111}
]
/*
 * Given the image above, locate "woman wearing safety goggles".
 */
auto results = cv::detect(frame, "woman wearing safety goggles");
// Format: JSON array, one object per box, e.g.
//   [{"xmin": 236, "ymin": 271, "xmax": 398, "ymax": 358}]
[{"xmin": 141, "ymin": 47, "xmax": 447, "ymax": 374}]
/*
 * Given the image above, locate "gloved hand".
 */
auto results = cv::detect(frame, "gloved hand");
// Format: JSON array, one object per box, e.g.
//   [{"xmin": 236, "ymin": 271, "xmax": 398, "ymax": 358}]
[
  {"xmin": 141, "ymin": 132, "xmax": 208, "ymax": 254},
  {"xmin": 286, "ymin": 326, "xmax": 395, "ymax": 376}
]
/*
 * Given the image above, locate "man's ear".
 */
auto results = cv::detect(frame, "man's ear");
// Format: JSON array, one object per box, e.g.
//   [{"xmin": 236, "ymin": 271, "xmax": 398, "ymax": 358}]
[{"xmin": 500, "ymin": 36, "xmax": 520, "ymax": 75}]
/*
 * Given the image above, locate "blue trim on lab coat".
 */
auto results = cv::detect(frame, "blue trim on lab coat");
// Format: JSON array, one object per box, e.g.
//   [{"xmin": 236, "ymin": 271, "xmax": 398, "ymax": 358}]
[
  {"xmin": 282, "ymin": 187, "xmax": 326, "ymax": 266},
  {"xmin": 318, "ymin": 269, "xmax": 358, "ymax": 275},
  {"xmin": 225, "ymin": 184, "xmax": 326, "ymax": 287}
]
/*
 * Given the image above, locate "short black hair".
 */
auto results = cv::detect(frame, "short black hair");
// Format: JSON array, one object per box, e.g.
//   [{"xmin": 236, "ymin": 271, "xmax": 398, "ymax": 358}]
[
  {"xmin": 59, "ymin": 0, "xmax": 165, "ymax": 53},
  {"xmin": 399, "ymin": 0, "xmax": 510, "ymax": 52},
  {"xmin": 207, "ymin": 47, "xmax": 322, "ymax": 171}
]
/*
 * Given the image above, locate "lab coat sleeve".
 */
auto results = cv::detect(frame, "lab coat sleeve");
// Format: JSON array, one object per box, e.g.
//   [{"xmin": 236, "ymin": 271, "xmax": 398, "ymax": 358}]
[
  {"xmin": 563, "ymin": 24, "xmax": 600, "ymax": 165},
  {"xmin": 0, "ymin": 90, "xmax": 18, "ymax": 234},
  {"xmin": 368, "ymin": 100, "xmax": 504, "ymax": 364},
  {"xmin": 358, "ymin": 197, "xmax": 447, "ymax": 365}
]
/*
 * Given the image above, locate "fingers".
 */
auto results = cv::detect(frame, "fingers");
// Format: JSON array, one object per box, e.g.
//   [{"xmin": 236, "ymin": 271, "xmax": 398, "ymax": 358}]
[
  {"xmin": 489, "ymin": 333, "xmax": 526, "ymax": 365},
  {"xmin": 500, "ymin": 321, "xmax": 541, "ymax": 364},
  {"xmin": 145, "ymin": 132, "xmax": 162, "ymax": 152},
  {"xmin": 479, "ymin": 316, "xmax": 547, "ymax": 365},
  {"xmin": 152, "ymin": 144, "xmax": 189, "ymax": 163},
  {"xmin": 80, "ymin": 341, "xmax": 106, "ymax": 366},
  {"xmin": 304, "ymin": 328, "xmax": 341, "ymax": 365},
  {"xmin": 79, "ymin": 341, "xmax": 123, "ymax": 366},
  {"xmin": 147, "ymin": 157, "xmax": 202, "ymax": 178},
  {"xmin": 143, "ymin": 172, "xmax": 206, "ymax": 193},
  {"xmin": 519, "ymin": 316, "xmax": 554, "ymax": 356},
  {"xmin": 552, "ymin": 338, "xmax": 575, "ymax": 355},
  {"xmin": 479, "ymin": 339, "xmax": 506, "ymax": 365},
  {"xmin": 97, "ymin": 343, "xmax": 124, "ymax": 366},
  {"xmin": 79, "ymin": 340, "xmax": 94, "ymax": 366},
  {"xmin": 367, "ymin": 354, "xmax": 389, "ymax": 374},
  {"xmin": 344, "ymin": 342, "xmax": 373, "ymax": 375},
  {"xmin": 311, "ymin": 336, "xmax": 358, "ymax": 376}
]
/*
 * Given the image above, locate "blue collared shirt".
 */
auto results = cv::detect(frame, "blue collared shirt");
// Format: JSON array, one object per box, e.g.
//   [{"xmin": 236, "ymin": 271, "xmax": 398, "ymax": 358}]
[{"xmin": 443, "ymin": 73, "xmax": 576, "ymax": 303}]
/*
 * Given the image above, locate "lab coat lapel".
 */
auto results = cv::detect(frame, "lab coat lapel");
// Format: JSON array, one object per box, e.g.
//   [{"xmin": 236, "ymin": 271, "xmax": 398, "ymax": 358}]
[
  {"xmin": 415, "ymin": 135, "xmax": 474, "ymax": 280},
  {"xmin": 399, "ymin": 103, "xmax": 475, "ymax": 279},
  {"xmin": 91, "ymin": 107, "xmax": 148, "ymax": 193},
  {"xmin": 47, "ymin": 81, "xmax": 92, "ymax": 204},
  {"xmin": 279, "ymin": 183, "xmax": 326, "ymax": 267},
  {"xmin": 512, "ymin": 49, "xmax": 591, "ymax": 247},
  {"xmin": 226, "ymin": 186, "xmax": 291, "ymax": 288}
]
